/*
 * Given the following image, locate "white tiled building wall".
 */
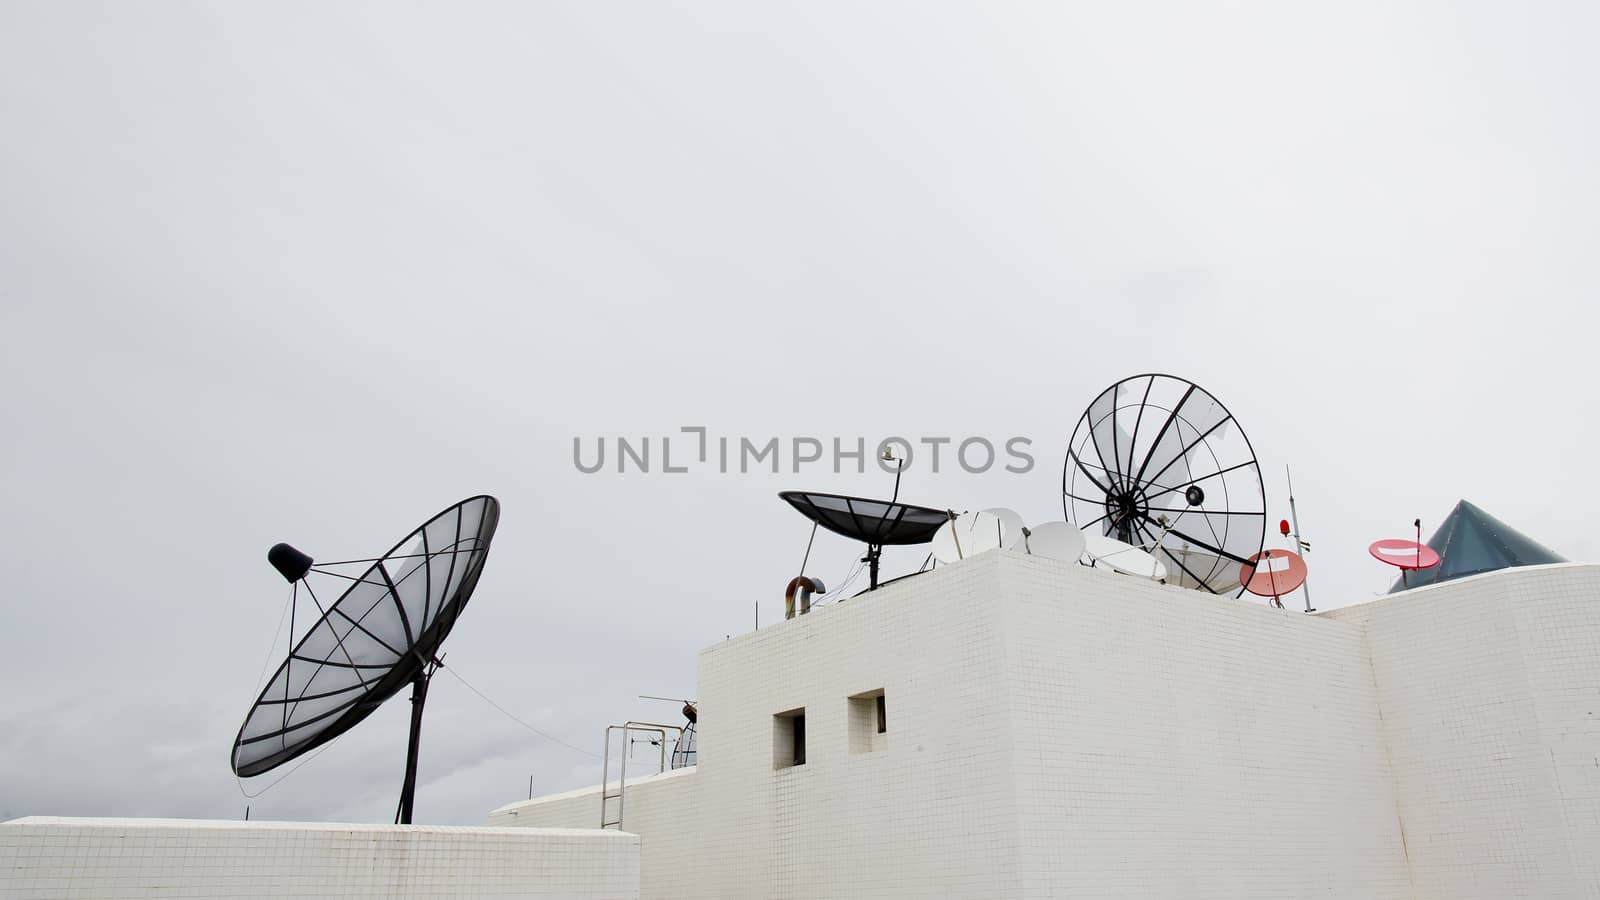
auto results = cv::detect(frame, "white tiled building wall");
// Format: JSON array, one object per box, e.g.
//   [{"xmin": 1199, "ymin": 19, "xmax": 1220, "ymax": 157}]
[
  {"xmin": 1325, "ymin": 564, "xmax": 1600, "ymax": 900},
  {"xmin": 489, "ymin": 768, "xmax": 698, "ymax": 900},
  {"xmin": 0, "ymin": 818, "xmax": 638, "ymax": 899},
  {"xmin": 1002, "ymin": 554, "xmax": 1412, "ymax": 899},
  {"xmin": 503, "ymin": 552, "xmax": 1475, "ymax": 899},
  {"xmin": 692, "ymin": 555, "xmax": 1027, "ymax": 900}
]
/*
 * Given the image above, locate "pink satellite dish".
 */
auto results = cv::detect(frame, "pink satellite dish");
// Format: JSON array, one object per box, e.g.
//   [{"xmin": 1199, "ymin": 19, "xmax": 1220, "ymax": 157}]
[
  {"xmin": 1239, "ymin": 549, "xmax": 1308, "ymax": 600},
  {"xmin": 1368, "ymin": 539, "xmax": 1440, "ymax": 571}
]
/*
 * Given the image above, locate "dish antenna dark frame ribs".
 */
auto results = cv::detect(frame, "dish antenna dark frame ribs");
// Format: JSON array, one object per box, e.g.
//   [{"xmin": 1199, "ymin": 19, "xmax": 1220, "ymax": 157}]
[
  {"xmin": 779, "ymin": 491, "xmax": 946, "ymax": 590},
  {"xmin": 1063, "ymin": 373, "xmax": 1266, "ymax": 596},
  {"xmin": 231, "ymin": 495, "xmax": 500, "ymax": 824}
]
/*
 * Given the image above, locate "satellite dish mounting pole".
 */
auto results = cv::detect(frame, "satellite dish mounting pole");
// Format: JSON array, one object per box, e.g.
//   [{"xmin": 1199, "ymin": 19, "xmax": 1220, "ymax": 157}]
[
  {"xmin": 396, "ymin": 657, "xmax": 440, "ymax": 825},
  {"xmin": 1285, "ymin": 466, "xmax": 1314, "ymax": 612},
  {"xmin": 865, "ymin": 449, "xmax": 902, "ymax": 591}
]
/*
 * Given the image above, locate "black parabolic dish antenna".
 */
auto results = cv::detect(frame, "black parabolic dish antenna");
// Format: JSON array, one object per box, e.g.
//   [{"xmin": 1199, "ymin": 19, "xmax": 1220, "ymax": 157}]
[
  {"xmin": 1063, "ymin": 374, "xmax": 1265, "ymax": 595},
  {"xmin": 231, "ymin": 495, "xmax": 500, "ymax": 779},
  {"xmin": 779, "ymin": 491, "xmax": 947, "ymax": 546}
]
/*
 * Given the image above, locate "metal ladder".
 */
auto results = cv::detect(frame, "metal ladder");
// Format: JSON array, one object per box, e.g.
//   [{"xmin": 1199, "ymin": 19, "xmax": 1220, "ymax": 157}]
[{"xmin": 599, "ymin": 721, "xmax": 681, "ymax": 830}]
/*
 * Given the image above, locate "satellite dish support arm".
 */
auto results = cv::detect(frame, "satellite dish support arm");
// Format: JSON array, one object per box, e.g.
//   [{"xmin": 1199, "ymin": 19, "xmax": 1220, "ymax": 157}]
[
  {"xmin": 864, "ymin": 455, "xmax": 905, "ymax": 592},
  {"xmin": 396, "ymin": 655, "xmax": 441, "ymax": 825}
]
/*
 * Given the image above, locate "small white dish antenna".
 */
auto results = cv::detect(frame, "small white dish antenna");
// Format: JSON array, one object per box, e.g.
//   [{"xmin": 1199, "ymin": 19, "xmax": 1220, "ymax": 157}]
[
  {"xmin": 931, "ymin": 511, "xmax": 1005, "ymax": 564},
  {"xmin": 1082, "ymin": 532, "xmax": 1168, "ymax": 581},
  {"xmin": 1019, "ymin": 521, "xmax": 1087, "ymax": 564},
  {"xmin": 980, "ymin": 507, "xmax": 1026, "ymax": 549}
]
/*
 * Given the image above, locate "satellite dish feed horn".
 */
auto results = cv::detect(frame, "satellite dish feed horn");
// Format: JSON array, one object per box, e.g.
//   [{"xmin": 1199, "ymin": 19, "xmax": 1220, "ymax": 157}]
[{"xmin": 268, "ymin": 543, "xmax": 314, "ymax": 583}]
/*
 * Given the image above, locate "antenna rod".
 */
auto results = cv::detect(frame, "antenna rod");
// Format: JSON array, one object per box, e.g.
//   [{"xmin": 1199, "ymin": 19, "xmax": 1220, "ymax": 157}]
[
  {"xmin": 283, "ymin": 583, "xmax": 297, "ymax": 735},
  {"xmin": 1286, "ymin": 466, "xmax": 1313, "ymax": 612},
  {"xmin": 798, "ymin": 521, "xmax": 818, "ymax": 576},
  {"xmin": 947, "ymin": 510, "xmax": 964, "ymax": 560},
  {"xmin": 874, "ymin": 453, "xmax": 902, "ymax": 590}
]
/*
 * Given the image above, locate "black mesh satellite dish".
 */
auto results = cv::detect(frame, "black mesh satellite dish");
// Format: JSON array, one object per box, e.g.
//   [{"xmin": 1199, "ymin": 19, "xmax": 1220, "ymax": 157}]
[
  {"xmin": 779, "ymin": 490, "xmax": 946, "ymax": 590},
  {"xmin": 231, "ymin": 495, "xmax": 500, "ymax": 824},
  {"xmin": 779, "ymin": 491, "xmax": 947, "ymax": 545},
  {"xmin": 1064, "ymin": 374, "xmax": 1265, "ymax": 595}
]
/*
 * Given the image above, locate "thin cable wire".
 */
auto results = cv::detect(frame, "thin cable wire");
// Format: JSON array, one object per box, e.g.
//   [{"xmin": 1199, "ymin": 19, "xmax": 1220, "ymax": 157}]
[
  {"xmin": 843, "ymin": 570, "xmax": 864, "ymax": 593},
  {"xmin": 234, "ymin": 584, "xmax": 311, "ymax": 802},
  {"xmin": 235, "ymin": 742, "xmax": 337, "ymax": 800},
  {"xmin": 437, "ymin": 663, "xmax": 602, "ymax": 759},
  {"xmin": 817, "ymin": 559, "xmax": 863, "ymax": 605},
  {"xmin": 818, "ymin": 557, "xmax": 867, "ymax": 605},
  {"xmin": 251, "ymin": 584, "xmax": 295, "ymax": 694}
]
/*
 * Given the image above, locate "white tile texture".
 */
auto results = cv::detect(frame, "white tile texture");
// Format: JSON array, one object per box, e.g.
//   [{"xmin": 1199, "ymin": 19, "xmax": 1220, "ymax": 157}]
[
  {"xmin": 502, "ymin": 556, "xmax": 1600, "ymax": 899},
  {"xmin": 489, "ymin": 769, "xmax": 697, "ymax": 900},
  {"xmin": 1325, "ymin": 563, "xmax": 1600, "ymax": 900},
  {"xmin": 0, "ymin": 818, "xmax": 638, "ymax": 899},
  {"xmin": 511, "ymin": 552, "xmax": 1600, "ymax": 898},
  {"xmin": 1002, "ymin": 553, "xmax": 1411, "ymax": 899}
]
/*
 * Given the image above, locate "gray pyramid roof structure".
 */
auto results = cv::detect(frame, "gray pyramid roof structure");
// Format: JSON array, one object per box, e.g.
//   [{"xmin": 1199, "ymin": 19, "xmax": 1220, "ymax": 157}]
[{"xmin": 1389, "ymin": 499, "xmax": 1565, "ymax": 593}]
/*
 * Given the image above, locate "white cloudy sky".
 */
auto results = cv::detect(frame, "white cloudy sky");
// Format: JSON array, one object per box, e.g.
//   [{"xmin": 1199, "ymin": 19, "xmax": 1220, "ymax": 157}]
[{"xmin": 1, "ymin": 1, "xmax": 1595, "ymax": 825}]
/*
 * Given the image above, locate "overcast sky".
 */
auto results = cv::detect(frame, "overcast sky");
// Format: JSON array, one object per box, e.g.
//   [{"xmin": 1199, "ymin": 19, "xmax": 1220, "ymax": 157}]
[{"xmin": 2, "ymin": 1, "xmax": 1596, "ymax": 826}]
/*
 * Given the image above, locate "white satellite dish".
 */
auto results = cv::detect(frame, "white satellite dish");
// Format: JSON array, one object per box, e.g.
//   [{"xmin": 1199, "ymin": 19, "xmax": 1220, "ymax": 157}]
[
  {"xmin": 1019, "ymin": 521, "xmax": 1087, "ymax": 564},
  {"xmin": 1082, "ymin": 532, "xmax": 1168, "ymax": 581},
  {"xmin": 980, "ymin": 507, "xmax": 1026, "ymax": 550},
  {"xmin": 931, "ymin": 511, "xmax": 1004, "ymax": 564}
]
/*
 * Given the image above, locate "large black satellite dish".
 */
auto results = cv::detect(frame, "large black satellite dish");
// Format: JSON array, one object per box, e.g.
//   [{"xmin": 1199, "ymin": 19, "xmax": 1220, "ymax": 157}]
[
  {"xmin": 1063, "ymin": 374, "xmax": 1265, "ymax": 595},
  {"xmin": 779, "ymin": 490, "xmax": 946, "ymax": 590},
  {"xmin": 231, "ymin": 495, "xmax": 500, "ymax": 824}
]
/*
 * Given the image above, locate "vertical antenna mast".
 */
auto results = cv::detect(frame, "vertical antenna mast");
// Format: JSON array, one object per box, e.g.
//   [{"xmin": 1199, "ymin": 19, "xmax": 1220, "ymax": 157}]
[{"xmin": 1286, "ymin": 466, "xmax": 1314, "ymax": 612}]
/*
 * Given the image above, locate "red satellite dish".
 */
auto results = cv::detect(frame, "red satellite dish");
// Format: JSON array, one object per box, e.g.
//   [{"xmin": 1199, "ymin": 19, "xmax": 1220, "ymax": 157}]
[
  {"xmin": 1368, "ymin": 539, "xmax": 1440, "ymax": 571},
  {"xmin": 1239, "ymin": 549, "xmax": 1308, "ymax": 599}
]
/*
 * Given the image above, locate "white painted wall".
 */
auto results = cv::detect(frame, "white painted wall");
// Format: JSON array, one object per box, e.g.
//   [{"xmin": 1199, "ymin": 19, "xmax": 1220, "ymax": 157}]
[
  {"xmin": 692, "ymin": 554, "xmax": 1027, "ymax": 900},
  {"xmin": 0, "ymin": 817, "xmax": 638, "ymax": 899},
  {"xmin": 1325, "ymin": 563, "xmax": 1600, "ymax": 900},
  {"xmin": 1001, "ymin": 554, "xmax": 1412, "ymax": 899},
  {"xmin": 490, "ymin": 768, "xmax": 698, "ymax": 900},
  {"xmin": 501, "ymin": 552, "xmax": 1434, "ymax": 899}
]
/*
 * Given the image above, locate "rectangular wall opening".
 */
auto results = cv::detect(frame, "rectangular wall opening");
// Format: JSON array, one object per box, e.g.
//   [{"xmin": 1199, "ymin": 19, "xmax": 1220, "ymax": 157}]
[
  {"xmin": 848, "ymin": 689, "xmax": 887, "ymax": 754},
  {"xmin": 773, "ymin": 708, "xmax": 806, "ymax": 769}
]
